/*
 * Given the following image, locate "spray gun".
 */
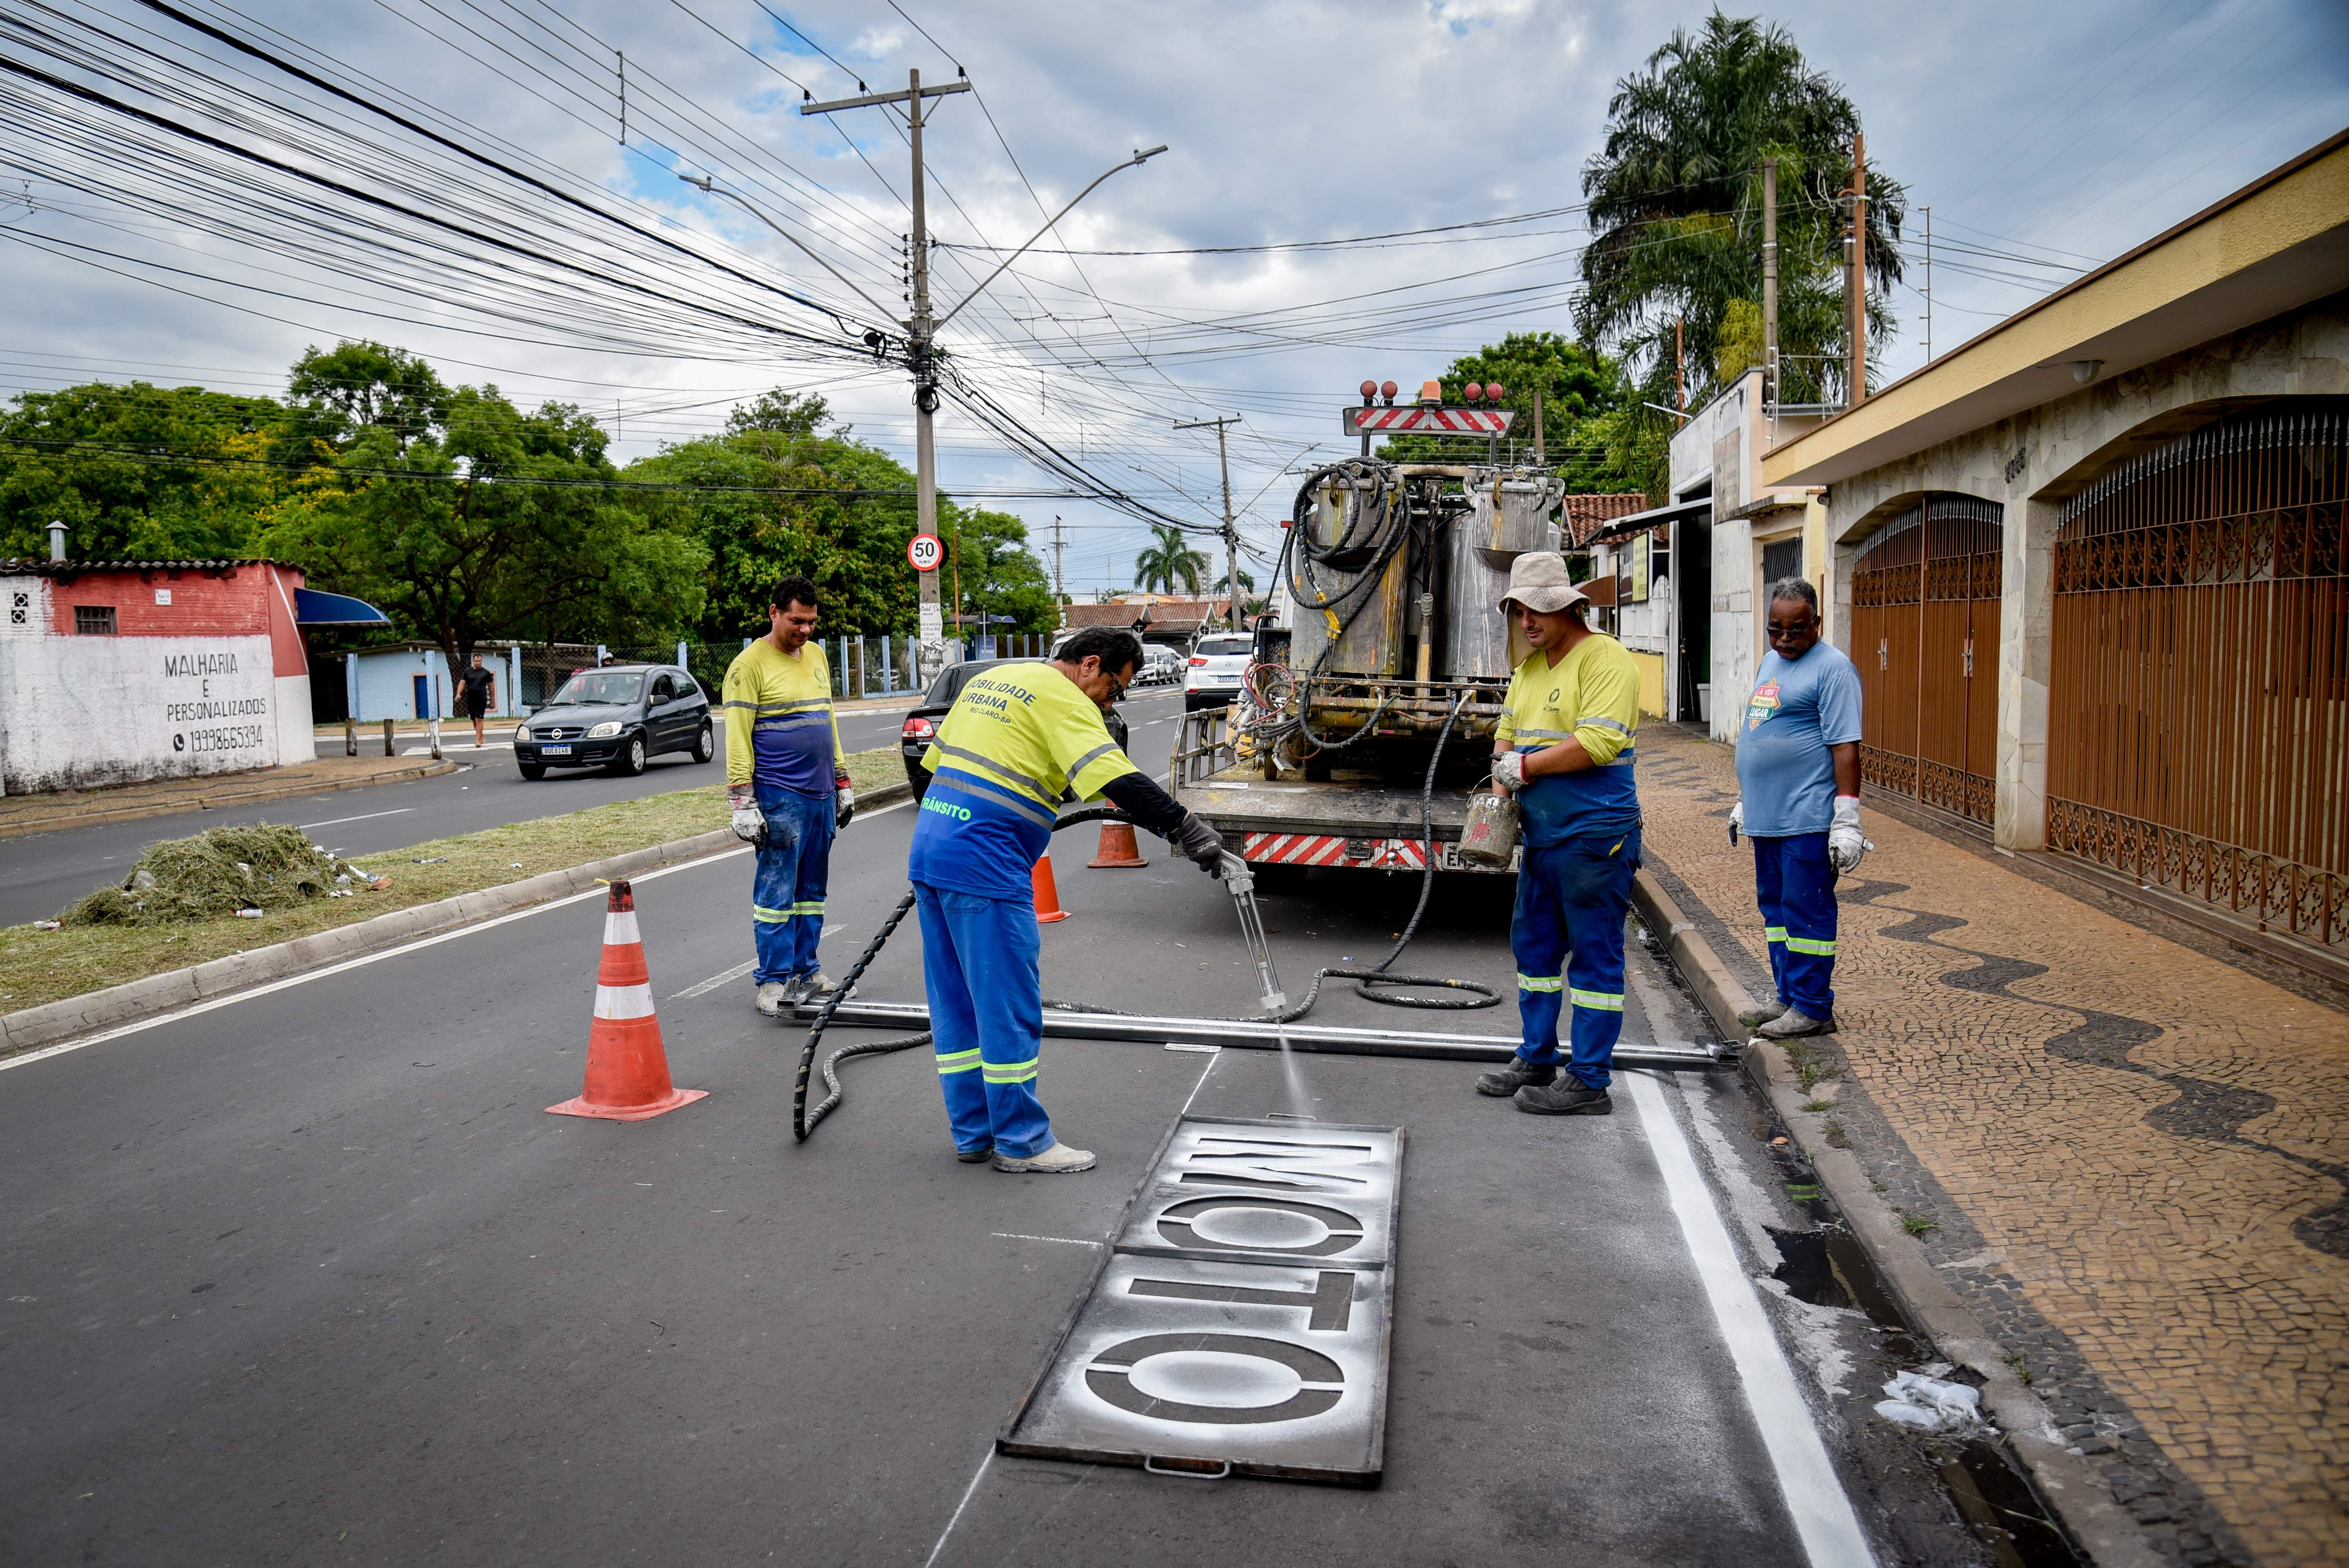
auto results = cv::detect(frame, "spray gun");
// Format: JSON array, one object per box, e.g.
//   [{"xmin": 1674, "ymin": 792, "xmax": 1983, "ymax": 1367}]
[{"xmin": 1219, "ymin": 852, "xmax": 1286, "ymax": 1013}]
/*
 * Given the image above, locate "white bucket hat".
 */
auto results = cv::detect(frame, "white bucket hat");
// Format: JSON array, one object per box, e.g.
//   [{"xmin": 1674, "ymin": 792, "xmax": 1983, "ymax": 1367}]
[{"xmin": 1499, "ymin": 551, "xmax": 1589, "ymax": 615}]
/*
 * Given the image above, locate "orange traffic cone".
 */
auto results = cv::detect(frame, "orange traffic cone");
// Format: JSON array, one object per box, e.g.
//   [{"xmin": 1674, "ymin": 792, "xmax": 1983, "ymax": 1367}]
[
  {"xmin": 1087, "ymin": 820, "xmax": 1150, "ymax": 868},
  {"xmin": 1031, "ymin": 853, "xmax": 1071, "ymax": 923},
  {"xmin": 547, "ymin": 879, "xmax": 709, "ymax": 1121}
]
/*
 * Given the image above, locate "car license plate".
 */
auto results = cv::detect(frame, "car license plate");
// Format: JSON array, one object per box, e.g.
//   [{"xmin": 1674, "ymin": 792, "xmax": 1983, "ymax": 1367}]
[{"xmin": 542, "ymin": 744, "xmax": 572, "ymax": 755}]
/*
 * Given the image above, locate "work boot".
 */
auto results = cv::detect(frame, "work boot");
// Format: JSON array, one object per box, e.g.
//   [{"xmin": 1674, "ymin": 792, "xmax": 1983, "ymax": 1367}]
[
  {"xmin": 1515, "ymin": 1080, "xmax": 1613, "ymax": 1116},
  {"xmin": 796, "ymin": 972, "xmax": 847, "ymax": 1003},
  {"xmin": 992, "ymin": 1141, "xmax": 1096, "ymax": 1175},
  {"xmin": 1475, "ymin": 1055, "xmax": 1557, "ymax": 1097},
  {"xmin": 1738, "ymin": 999, "xmax": 1789, "ymax": 1031},
  {"xmin": 1757, "ymin": 1006, "xmax": 1837, "ymax": 1039},
  {"xmin": 955, "ymin": 1145, "xmax": 995, "ymax": 1164},
  {"xmin": 753, "ymin": 980, "xmax": 792, "ymax": 1018}
]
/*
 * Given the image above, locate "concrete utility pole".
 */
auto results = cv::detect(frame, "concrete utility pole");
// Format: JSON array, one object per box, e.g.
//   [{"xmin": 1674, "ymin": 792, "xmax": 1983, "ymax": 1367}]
[
  {"xmin": 1173, "ymin": 415, "xmax": 1242, "ymax": 630},
  {"xmin": 1849, "ymin": 131, "xmax": 1869, "ymax": 409},
  {"xmin": 1050, "ymin": 514, "xmax": 1066, "ymax": 625},
  {"xmin": 797, "ymin": 76, "xmax": 1161, "ymax": 682},
  {"xmin": 1532, "ymin": 385, "xmax": 1545, "ymax": 466},
  {"xmin": 1761, "ymin": 157, "xmax": 1779, "ymax": 415},
  {"xmin": 798, "ymin": 70, "xmax": 968, "ymax": 684},
  {"xmin": 1674, "ymin": 316, "xmax": 1685, "ymax": 412}
]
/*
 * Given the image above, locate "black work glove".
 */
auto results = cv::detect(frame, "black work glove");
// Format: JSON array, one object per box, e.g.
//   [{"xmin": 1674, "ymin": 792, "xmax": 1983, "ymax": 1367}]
[{"xmin": 1173, "ymin": 811, "xmax": 1227, "ymax": 877}]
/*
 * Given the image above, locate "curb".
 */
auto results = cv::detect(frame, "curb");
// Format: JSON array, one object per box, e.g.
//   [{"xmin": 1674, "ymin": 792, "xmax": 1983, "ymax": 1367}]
[
  {"xmin": 0, "ymin": 759, "xmax": 461, "ymax": 841},
  {"xmin": 1628, "ymin": 869, "xmax": 2163, "ymax": 1568},
  {"xmin": 1, "ymin": 779, "xmax": 913, "ymax": 1060}
]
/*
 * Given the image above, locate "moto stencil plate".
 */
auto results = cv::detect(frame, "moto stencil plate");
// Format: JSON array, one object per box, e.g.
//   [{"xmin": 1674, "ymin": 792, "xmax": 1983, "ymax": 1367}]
[{"xmin": 999, "ymin": 1115, "xmax": 1403, "ymax": 1486}]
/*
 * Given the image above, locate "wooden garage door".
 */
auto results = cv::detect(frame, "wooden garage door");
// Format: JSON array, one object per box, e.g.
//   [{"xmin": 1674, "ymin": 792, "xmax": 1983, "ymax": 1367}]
[{"xmin": 1850, "ymin": 495, "xmax": 2003, "ymax": 824}]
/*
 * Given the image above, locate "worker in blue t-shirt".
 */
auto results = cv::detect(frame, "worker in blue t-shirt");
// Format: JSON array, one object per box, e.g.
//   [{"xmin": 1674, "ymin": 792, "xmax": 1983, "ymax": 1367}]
[
  {"xmin": 1475, "ymin": 552, "xmax": 1643, "ymax": 1117},
  {"xmin": 1729, "ymin": 577, "xmax": 1868, "ymax": 1040}
]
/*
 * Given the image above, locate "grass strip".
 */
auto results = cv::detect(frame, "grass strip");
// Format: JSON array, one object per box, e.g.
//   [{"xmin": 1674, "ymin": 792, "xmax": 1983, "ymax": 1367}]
[{"xmin": 0, "ymin": 745, "xmax": 907, "ymax": 1017}]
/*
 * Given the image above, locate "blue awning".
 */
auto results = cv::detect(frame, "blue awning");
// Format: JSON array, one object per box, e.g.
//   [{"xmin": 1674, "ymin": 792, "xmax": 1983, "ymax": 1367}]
[{"xmin": 294, "ymin": 587, "xmax": 391, "ymax": 625}]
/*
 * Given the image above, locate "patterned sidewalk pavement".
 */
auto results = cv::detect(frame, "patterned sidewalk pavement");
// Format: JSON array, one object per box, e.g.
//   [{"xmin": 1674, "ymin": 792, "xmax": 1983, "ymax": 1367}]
[{"xmin": 1632, "ymin": 724, "xmax": 2347, "ymax": 1568}]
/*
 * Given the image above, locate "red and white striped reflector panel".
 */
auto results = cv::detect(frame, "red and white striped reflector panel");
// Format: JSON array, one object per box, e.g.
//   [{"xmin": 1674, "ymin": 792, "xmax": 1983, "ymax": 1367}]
[
  {"xmin": 1343, "ymin": 407, "xmax": 1515, "ymax": 435},
  {"xmin": 1243, "ymin": 832, "xmax": 1428, "ymax": 871}
]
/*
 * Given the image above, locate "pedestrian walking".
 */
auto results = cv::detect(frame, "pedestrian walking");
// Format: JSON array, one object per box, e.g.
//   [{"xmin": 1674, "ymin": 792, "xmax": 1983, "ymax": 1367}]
[
  {"xmin": 724, "ymin": 577, "xmax": 857, "ymax": 1018},
  {"xmin": 456, "ymin": 654, "xmax": 495, "ymax": 746},
  {"xmin": 1729, "ymin": 578, "xmax": 1867, "ymax": 1040},
  {"xmin": 908, "ymin": 627, "xmax": 1224, "ymax": 1173},
  {"xmin": 1474, "ymin": 552, "xmax": 1643, "ymax": 1117}
]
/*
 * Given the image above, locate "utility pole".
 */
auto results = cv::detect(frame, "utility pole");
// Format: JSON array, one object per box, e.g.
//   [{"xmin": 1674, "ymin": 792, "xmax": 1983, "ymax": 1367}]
[
  {"xmin": 1173, "ymin": 414, "xmax": 1243, "ymax": 630},
  {"xmin": 1761, "ymin": 157, "xmax": 1779, "ymax": 415},
  {"xmin": 801, "ymin": 70, "xmax": 968, "ymax": 684},
  {"xmin": 1848, "ymin": 131, "xmax": 1869, "ymax": 409},
  {"xmin": 1050, "ymin": 514, "xmax": 1066, "ymax": 625},
  {"xmin": 1922, "ymin": 204, "xmax": 1933, "ymax": 363},
  {"xmin": 1532, "ymin": 385, "xmax": 1545, "ymax": 467},
  {"xmin": 1674, "ymin": 316, "xmax": 1685, "ymax": 412}
]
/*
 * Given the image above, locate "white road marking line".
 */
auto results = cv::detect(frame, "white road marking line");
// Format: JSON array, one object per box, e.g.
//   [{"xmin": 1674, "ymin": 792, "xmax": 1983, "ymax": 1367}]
[
  {"xmin": 1622, "ymin": 1070, "xmax": 1877, "ymax": 1568},
  {"xmin": 1177, "ymin": 1048, "xmax": 1222, "ymax": 1115},
  {"xmin": 672, "ymin": 959, "xmax": 756, "ymax": 999},
  {"xmin": 990, "ymin": 1232, "xmax": 1102, "ymax": 1247},
  {"xmin": 294, "ymin": 807, "xmax": 417, "ymax": 830},
  {"xmin": 4, "ymin": 795, "xmax": 917, "ymax": 1075},
  {"xmin": 922, "ymin": 1450, "xmax": 993, "ymax": 1568}
]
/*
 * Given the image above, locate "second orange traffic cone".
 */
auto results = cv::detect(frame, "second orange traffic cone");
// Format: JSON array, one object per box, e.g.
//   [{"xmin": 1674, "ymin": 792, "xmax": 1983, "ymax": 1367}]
[
  {"xmin": 1087, "ymin": 820, "xmax": 1150, "ymax": 868},
  {"xmin": 547, "ymin": 879, "xmax": 709, "ymax": 1121},
  {"xmin": 1031, "ymin": 854, "xmax": 1071, "ymax": 923}
]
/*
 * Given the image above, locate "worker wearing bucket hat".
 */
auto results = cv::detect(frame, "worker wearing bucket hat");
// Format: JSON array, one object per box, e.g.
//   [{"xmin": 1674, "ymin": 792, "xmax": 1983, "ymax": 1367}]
[{"xmin": 1473, "ymin": 552, "xmax": 1643, "ymax": 1116}]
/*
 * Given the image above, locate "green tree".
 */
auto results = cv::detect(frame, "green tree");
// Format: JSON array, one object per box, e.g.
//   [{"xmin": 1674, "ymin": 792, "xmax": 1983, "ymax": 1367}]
[
  {"xmin": 1574, "ymin": 10, "xmax": 1906, "ymax": 489},
  {"xmin": 1133, "ymin": 523, "xmax": 1210, "ymax": 596},
  {"xmin": 278, "ymin": 340, "xmax": 451, "ymax": 458},
  {"xmin": 1373, "ymin": 331, "xmax": 1634, "ymax": 490},
  {"xmin": 264, "ymin": 383, "xmax": 707, "ymax": 673},
  {"xmin": 0, "ymin": 381, "xmax": 286, "ymax": 560},
  {"xmin": 624, "ymin": 390, "xmax": 920, "ymax": 641}
]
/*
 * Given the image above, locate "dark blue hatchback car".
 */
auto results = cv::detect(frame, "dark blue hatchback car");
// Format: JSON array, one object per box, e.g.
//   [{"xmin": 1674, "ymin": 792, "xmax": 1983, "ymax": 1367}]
[{"xmin": 514, "ymin": 665, "xmax": 715, "ymax": 779}]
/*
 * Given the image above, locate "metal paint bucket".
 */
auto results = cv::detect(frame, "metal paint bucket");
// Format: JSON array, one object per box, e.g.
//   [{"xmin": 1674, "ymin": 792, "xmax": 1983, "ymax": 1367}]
[{"xmin": 1458, "ymin": 789, "xmax": 1520, "ymax": 870}]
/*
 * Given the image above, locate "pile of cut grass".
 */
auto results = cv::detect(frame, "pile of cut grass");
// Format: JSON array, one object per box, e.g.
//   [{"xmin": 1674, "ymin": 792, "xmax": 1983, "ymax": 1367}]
[{"xmin": 64, "ymin": 823, "xmax": 369, "ymax": 927}]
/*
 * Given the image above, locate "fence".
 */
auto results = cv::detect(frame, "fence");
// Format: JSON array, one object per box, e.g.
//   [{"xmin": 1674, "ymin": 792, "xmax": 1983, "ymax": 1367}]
[
  {"xmin": 2047, "ymin": 401, "xmax": 2348, "ymax": 951},
  {"xmin": 545, "ymin": 630, "xmax": 1062, "ymax": 704},
  {"xmin": 1850, "ymin": 495, "xmax": 2003, "ymax": 824}
]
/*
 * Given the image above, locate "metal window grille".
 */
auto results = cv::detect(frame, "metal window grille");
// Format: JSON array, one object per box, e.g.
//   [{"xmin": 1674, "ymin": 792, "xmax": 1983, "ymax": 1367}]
[
  {"xmin": 2049, "ymin": 399, "xmax": 2349, "ymax": 949},
  {"xmin": 1850, "ymin": 494, "xmax": 2004, "ymax": 823},
  {"xmin": 73, "ymin": 604, "xmax": 116, "ymax": 635}
]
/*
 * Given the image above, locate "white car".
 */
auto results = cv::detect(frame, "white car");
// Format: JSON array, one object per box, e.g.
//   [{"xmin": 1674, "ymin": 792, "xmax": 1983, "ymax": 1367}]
[
  {"xmin": 1184, "ymin": 632, "xmax": 1254, "ymax": 711},
  {"xmin": 1138, "ymin": 646, "xmax": 1184, "ymax": 686}
]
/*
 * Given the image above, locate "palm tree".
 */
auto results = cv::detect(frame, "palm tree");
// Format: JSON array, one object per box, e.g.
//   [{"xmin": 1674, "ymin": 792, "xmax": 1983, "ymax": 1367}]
[
  {"xmin": 1574, "ymin": 11, "xmax": 1905, "ymax": 417},
  {"xmin": 1133, "ymin": 524, "xmax": 1210, "ymax": 597}
]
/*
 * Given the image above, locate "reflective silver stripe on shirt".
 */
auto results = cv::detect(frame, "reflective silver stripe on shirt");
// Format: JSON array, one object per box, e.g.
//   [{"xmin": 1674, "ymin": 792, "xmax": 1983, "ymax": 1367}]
[
  {"xmin": 1064, "ymin": 741, "xmax": 1122, "ymax": 780},
  {"xmin": 1514, "ymin": 727, "xmax": 1575, "ymax": 741},
  {"xmin": 929, "ymin": 768, "xmax": 1056, "ymax": 826},
  {"xmin": 931, "ymin": 742, "xmax": 1054, "ymax": 804},
  {"xmin": 1576, "ymin": 716, "xmax": 1633, "ymax": 736}
]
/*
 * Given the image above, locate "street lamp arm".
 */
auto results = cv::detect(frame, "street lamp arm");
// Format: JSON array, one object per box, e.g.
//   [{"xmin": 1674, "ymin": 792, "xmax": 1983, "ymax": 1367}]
[
  {"xmin": 679, "ymin": 175, "xmax": 899, "ymax": 326},
  {"xmin": 932, "ymin": 146, "xmax": 1168, "ymax": 331}
]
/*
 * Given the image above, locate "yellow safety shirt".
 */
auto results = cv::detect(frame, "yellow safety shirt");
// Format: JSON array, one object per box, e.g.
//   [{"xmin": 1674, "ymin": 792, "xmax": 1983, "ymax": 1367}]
[
  {"xmin": 723, "ymin": 638, "xmax": 841, "ymax": 798},
  {"xmin": 909, "ymin": 661, "xmax": 1138, "ymax": 900},
  {"xmin": 1496, "ymin": 632, "xmax": 1642, "ymax": 847}
]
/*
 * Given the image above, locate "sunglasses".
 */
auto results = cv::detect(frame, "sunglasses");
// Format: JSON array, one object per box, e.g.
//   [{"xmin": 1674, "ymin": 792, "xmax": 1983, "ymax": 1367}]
[{"xmin": 1766, "ymin": 620, "xmax": 1818, "ymax": 640}]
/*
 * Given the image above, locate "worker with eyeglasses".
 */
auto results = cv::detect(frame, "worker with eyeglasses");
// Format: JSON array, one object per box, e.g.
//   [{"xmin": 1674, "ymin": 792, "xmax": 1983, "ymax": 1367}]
[
  {"xmin": 908, "ymin": 626, "xmax": 1225, "ymax": 1174},
  {"xmin": 1728, "ymin": 577, "xmax": 1868, "ymax": 1040}
]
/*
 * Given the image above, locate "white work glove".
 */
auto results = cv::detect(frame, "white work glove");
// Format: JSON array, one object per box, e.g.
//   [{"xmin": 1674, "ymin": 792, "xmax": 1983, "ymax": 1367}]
[
  {"xmin": 834, "ymin": 782, "xmax": 856, "ymax": 830},
  {"xmin": 1728, "ymin": 799, "xmax": 1743, "ymax": 846},
  {"xmin": 728, "ymin": 786, "xmax": 765, "ymax": 846},
  {"xmin": 1828, "ymin": 795, "xmax": 1869, "ymax": 873},
  {"xmin": 1491, "ymin": 752, "xmax": 1526, "ymax": 793},
  {"xmin": 1172, "ymin": 811, "xmax": 1227, "ymax": 877}
]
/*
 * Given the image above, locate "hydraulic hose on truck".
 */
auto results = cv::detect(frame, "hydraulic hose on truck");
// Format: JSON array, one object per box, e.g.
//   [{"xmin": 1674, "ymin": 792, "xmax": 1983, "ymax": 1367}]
[{"xmin": 789, "ymin": 698, "xmax": 1503, "ymax": 1143}]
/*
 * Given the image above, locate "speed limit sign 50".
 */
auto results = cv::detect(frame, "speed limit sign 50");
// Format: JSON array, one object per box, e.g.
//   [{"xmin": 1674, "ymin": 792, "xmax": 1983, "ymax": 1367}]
[{"xmin": 907, "ymin": 533, "xmax": 944, "ymax": 572}]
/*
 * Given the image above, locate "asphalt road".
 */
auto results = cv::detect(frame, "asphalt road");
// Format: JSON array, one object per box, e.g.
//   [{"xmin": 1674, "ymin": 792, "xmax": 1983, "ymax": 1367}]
[
  {"xmin": 0, "ymin": 682, "xmax": 1998, "ymax": 1567},
  {"xmin": 0, "ymin": 687, "xmax": 1189, "ymax": 929}
]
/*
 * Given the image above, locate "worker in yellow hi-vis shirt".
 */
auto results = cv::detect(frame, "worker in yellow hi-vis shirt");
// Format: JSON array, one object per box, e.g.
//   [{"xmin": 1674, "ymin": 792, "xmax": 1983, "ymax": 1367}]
[
  {"xmin": 1474, "ymin": 552, "xmax": 1642, "ymax": 1118},
  {"xmin": 724, "ymin": 576, "xmax": 851, "ymax": 1019},
  {"xmin": 909, "ymin": 627, "xmax": 1224, "ymax": 1174}
]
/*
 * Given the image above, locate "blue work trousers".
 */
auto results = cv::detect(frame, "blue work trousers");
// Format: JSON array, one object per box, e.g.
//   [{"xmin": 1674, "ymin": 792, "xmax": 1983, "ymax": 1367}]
[
  {"xmin": 1512, "ymin": 828, "xmax": 1640, "ymax": 1090},
  {"xmin": 913, "ymin": 880, "xmax": 1054, "ymax": 1159},
  {"xmin": 752, "ymin": 786, "xmax": 835, "ymax": 984},
  {"xmin": 1753, "ymin": 833, "xmax": 1838, "ymax": 1018}
]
